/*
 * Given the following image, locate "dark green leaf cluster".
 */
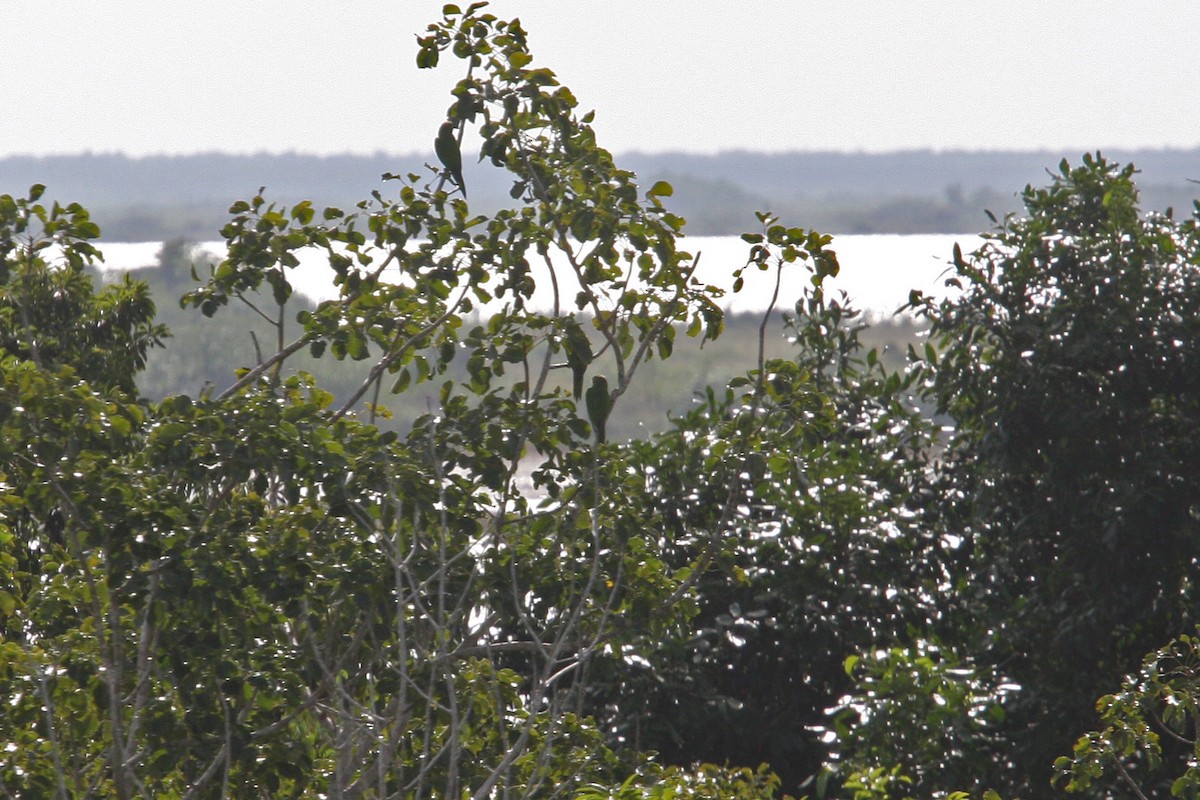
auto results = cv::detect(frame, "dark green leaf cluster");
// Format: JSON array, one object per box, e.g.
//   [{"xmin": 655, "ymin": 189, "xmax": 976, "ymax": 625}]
[
  {"xmin": 917, "ymin": 154, "xmax": 1200, "ymax": 795},
  {"xmin": 829, "ymin": 154, "xmax": 1200, "ymax": 799},
  {"xmin": 1, "ymin": 187, "xmax": 168, "ymax": 394},
  {"xmin": 1054, "ymin": 629, "xmax": 1200, "ymax": 798},
  {"xmin": 575, "ymin": 269, "xmax": 942, "ymax": 792}
]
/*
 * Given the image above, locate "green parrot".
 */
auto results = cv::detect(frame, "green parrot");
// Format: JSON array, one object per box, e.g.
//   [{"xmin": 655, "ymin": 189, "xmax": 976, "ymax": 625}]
[
  {"xmin": 585, "ymin": 375, "xmax": 611, "ymax": 445},
  {"xmin": 563, "ymin": 319, "xmax": 594, "ymax": 400},
  {"xmin": 434, "ymin": 121, "xmax": 467, "ymax": 197}
]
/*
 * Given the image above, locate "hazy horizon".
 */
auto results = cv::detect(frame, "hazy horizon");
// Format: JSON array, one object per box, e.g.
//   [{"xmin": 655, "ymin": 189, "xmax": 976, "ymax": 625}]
[
  {"xmin": 6, "ymin": 1, "xmax": 1200, "ymax": 159},
  {"xmin": 6, "ymin": 143, "xmax": 1200, "ymax": 162}
]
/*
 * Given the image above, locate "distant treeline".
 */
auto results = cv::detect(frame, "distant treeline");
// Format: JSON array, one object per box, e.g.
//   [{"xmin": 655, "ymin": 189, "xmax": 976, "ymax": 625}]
[{"xmin": 3, "ymin": 147, "xmax": 1199, "ymax": 240}]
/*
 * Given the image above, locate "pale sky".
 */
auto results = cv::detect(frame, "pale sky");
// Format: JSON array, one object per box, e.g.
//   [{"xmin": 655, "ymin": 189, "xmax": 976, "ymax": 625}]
[{"xmin": 4, "ymin": 1, "xmax": 1199, "ymax": 158}]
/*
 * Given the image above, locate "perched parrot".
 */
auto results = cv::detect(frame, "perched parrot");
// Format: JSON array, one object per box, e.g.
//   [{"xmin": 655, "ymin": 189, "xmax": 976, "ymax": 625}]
[
  {"xmin": 585, "ymin": 375, "xmax": 611, "ymax": 445},
  {"xmin": 434, "ymin": 121, "xmax": 466, "ymax": 197},
  {"xmin": 563, "ymin": 320, "xmax": 594, "ymax": 400}
]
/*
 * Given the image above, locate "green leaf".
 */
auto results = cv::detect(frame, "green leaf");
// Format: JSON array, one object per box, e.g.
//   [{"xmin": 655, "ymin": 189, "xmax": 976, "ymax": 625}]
[
  {"xmin": 347, "ymin": 330, "xmax": 369, "ymax": 360},
  {"xmin": 416, "ymin": 44, "xmax": 439, "ymax": 69},
  {"xmin": 647, "ymin": 180, "xmax": 673, "ymax": 198},
  {"xmin": 291, "ymin": 200, "xmax": 314, "ymax": 225},
  {"xmin": 154, "ymin": 421, "xmax": 191, "ymax": 443}
]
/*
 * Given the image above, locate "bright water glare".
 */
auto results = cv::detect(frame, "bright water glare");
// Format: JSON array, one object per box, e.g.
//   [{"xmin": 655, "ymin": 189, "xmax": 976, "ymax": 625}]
[{"xmin": 92, "ymin": 234, "xmax": 979, "ymax": 317}]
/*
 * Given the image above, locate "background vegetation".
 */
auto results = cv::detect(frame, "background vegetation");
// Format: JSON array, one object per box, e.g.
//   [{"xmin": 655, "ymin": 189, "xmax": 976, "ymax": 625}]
[{"xmin": 115, "ymin": 238, "xmax": 922, "ymax": 440}]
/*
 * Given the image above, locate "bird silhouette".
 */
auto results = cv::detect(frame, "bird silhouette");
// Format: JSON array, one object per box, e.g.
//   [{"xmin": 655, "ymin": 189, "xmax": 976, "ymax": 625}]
[
  {"xmin": 564, "ymin": 320, "xmax": 593, "ymax": 400},
  {"xmin": 434, "ymin": 121, "xmax": 466, "ymax": 197},
  {"xmin": 585, "ymin": 375, "xmax": 611, "ymax": 445}
]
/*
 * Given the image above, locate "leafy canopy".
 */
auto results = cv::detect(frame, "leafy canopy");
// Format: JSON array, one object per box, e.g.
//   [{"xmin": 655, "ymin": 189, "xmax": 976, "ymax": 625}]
[{"xmin": 0, "ymin": 5, "xmax": 841, "ymax": 799}]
